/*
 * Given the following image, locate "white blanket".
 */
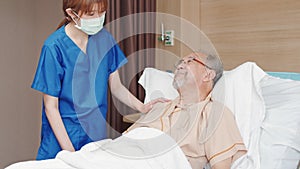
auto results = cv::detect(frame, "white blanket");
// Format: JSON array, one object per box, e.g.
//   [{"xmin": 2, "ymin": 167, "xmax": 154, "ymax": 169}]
[
  {"xmin": 259, "ymin": 75, "xmax": 300, "ymax": 169},
  {"xmin": 5, "ymin": 127, "xmax": 192, "ymax": 169},
  {"xmin": 212, "ymin": 62, "xmax": 267, "ymax": 169}
]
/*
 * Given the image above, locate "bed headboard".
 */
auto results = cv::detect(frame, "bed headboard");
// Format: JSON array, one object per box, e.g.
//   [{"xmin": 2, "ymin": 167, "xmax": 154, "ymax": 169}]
[{"xmin": 267, "ymin": 72, "xmax": 300, "ymax": 81}]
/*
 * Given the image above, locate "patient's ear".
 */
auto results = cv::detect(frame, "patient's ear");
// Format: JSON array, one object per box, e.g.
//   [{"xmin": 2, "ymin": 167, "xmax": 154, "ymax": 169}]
[{"xmin": 203, "ymin": 69, "xmax": 216, "ymax": 82}]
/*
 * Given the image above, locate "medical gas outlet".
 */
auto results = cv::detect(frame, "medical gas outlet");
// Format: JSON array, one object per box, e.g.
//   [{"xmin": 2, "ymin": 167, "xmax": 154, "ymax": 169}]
[{"xmin": 164, "ymin": 30, "xmax": 174, "ymax": 46}]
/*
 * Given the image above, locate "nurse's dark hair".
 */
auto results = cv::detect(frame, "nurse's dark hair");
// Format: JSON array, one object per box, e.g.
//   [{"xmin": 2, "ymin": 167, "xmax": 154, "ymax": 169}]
[{"xmin": 57, "ymin": 0, "xmax": 108, "ymax": 29}]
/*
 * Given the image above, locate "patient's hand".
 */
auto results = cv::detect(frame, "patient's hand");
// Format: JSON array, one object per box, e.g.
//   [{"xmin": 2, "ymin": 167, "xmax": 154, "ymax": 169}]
[{"xmin": 140, "ymin": 98, "xmax": 170, "ymax": 113}]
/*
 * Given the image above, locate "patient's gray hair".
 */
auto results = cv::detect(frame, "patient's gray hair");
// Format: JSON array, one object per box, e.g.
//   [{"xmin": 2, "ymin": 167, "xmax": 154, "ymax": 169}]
[{"xmin": 195, "ymin": 50, "xmax": 223, "ymax": 86}]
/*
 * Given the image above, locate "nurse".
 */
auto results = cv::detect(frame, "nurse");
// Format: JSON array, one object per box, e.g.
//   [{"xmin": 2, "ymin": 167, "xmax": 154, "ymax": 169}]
[{"xmin": 31, "ymin": 0, "xmax": 165, "ymax": 160}]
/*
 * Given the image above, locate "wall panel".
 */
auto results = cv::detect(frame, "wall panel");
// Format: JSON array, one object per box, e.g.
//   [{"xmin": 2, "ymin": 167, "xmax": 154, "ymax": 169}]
[
  {"xmin": 200, "ymin": 0, "xmax": 300, "ymax": 72},
  {"xmin": 0, "ymin": 0, "xmax": 62, "ymax": 168}
]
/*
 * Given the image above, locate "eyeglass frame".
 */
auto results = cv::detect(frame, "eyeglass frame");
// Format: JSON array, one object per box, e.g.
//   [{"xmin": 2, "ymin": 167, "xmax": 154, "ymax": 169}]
[{"xmin": 174, "ymin": 56, "xmax": 212, "ymax": 70}]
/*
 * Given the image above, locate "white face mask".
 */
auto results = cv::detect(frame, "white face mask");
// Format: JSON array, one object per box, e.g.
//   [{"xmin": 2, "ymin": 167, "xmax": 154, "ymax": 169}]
[{"xmin": 72, "ymin": 12, "xmax": 106, "ymax": 35}]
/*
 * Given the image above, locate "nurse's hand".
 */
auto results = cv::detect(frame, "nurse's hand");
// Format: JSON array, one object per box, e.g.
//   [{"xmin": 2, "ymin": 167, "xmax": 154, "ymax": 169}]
[{"xmin": 139, "ymin": 98, "xmax": 170, "ymax": 113}]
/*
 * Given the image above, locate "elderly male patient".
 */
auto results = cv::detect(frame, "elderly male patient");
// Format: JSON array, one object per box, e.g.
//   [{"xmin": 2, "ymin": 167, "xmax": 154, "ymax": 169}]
[{"xmin": 126, "ymin": 51, "xmax": 247, "ymax": 169}]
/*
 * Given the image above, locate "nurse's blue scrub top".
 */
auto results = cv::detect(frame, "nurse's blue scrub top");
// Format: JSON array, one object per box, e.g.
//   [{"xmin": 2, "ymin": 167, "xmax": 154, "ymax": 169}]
[{"xmin": 31, "ymin": 25, "xmax": 127, "ymax": 160}]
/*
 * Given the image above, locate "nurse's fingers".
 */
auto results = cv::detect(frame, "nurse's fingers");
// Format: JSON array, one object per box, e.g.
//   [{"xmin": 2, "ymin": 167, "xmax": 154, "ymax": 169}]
[{"xmin": 150, "ymin": 97, "xmax": 171, "ymax": 105}]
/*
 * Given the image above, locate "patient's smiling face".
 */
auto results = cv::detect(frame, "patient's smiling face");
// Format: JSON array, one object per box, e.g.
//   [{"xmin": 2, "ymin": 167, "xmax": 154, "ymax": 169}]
[{"xmin": 173, "ymin": 52, "xmax": 209, "ymax": 90}]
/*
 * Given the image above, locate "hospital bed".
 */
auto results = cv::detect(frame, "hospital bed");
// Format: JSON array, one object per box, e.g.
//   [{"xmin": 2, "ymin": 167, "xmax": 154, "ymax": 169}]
[
  {"xmin": 127, "ymin": 62, "xmax": 300, "ymax": 169},
  {"xmin": 5, "ymin": 62, "xmax": 300, "ymax": 169}
]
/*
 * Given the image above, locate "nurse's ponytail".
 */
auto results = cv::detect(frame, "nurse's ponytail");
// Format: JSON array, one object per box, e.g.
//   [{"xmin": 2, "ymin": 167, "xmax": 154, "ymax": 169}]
[
  {"xmin": 56, "ymin": 0, "xmax": 73, "ymax": 29},
  {"xmin": 57, "ymin": 17, "xmax": 70, "ymax": 30}
]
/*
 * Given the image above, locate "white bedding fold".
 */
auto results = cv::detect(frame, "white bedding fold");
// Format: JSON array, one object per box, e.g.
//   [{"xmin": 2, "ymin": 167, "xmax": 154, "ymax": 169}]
[
  {"xmin": 5, "ymin": 128, "xmax": 192, "ymax": 169},
  {"xmin": 212, "ymin": 62, "xmax": 267, "ymax": 169}
]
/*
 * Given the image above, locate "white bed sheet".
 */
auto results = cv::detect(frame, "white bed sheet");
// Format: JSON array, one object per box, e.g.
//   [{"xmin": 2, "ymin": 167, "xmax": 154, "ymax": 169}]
[{"xmin": 5, "ymin": 127, "xmax": 192, "ymax": 169}]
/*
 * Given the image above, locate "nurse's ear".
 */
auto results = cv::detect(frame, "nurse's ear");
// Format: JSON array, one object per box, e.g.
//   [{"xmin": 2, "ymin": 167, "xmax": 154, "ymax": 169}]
[{"xmin": 65, "ymin": 8, "xmax": 78, "ymax": 21}]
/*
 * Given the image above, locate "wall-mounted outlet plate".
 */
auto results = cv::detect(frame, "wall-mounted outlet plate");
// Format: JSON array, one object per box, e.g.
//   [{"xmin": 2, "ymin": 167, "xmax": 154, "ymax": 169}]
[{"xmin": 164, "ymin": 30, "xmax": 174, "ymax": 46}]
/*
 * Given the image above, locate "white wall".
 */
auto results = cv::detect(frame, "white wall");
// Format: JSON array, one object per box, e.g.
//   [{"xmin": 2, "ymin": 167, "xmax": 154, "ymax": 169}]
[{"xmin": 0, "ymin": 0, "xmax": 62, "ymax": 168}]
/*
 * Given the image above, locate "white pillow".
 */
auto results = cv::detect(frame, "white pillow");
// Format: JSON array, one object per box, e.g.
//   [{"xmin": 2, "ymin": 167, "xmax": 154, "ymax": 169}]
[
  {"xmin": 138, "ymin": 68, "xmax": 178, "ymax": 103},
  {"xmin": 259, "ymin": 76, "xmax": 300, "ymax": 169}
]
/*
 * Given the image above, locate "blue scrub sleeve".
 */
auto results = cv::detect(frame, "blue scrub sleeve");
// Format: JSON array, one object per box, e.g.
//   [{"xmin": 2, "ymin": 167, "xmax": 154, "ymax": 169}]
[
  {"xmin": 31, "ymin": 45, "xmax": 64, "ymax": 97},
  {"xmin": 108, "ymin": 44, "xmax": 128, "ymax": 74}
]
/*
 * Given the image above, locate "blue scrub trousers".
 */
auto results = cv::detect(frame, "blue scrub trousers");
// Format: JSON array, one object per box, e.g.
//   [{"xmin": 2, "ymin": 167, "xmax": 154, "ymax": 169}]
[{"xmin": 36, "ymin": 123, "xmax": 93, "ymax": 160}]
